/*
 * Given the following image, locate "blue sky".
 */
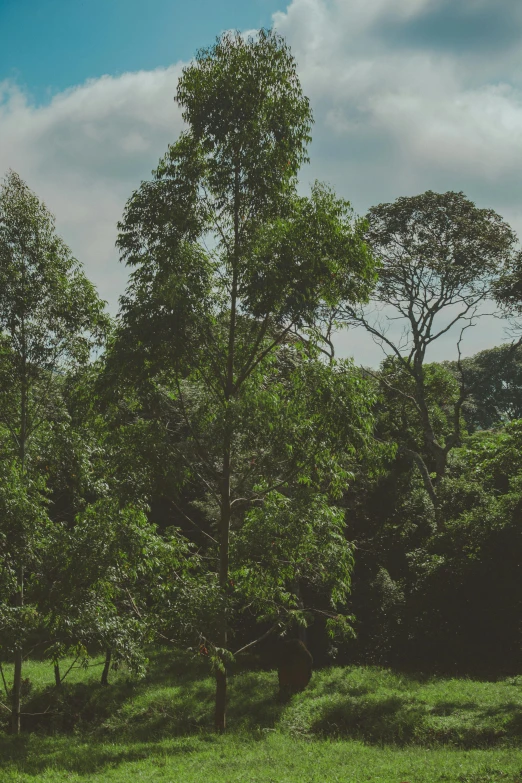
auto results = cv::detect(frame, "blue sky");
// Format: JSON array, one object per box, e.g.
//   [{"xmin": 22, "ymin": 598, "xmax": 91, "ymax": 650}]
[
  {"xmin": 1, "ymin": 0, "xmax": 522, "ymax": 365},
  {"xmin": 0, "ymin": 0, "xmax": 282, "ymax": 103}
]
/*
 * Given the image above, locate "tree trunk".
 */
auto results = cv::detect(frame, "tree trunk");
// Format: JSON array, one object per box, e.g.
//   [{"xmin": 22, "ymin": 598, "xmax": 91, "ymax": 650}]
[
  {"xmin": 294, "ymin": 581, "xmax": 307, "ymax": 645},
  {"xmin": 11, "ymin": 563, "xmax": 24, "ymax": 735},
  {"xmin": 412, "ymin": 367, "xmax": 448, "ymax": 483},
  {"xmin": 101, "ymin": 649, "xmax": 112, "ymax": 687},
  {"xmin": 432, "ymin": 447, "xmax": 448, "ymax": 484},
  {"xmin": 213, "ymin": 157, "xmax": 239, "ymax": 733},
  {"xmin": 215, "ymin": 459, "xmax": 231, "ymax": 733},
  {"xmin": 397, "ymin": 445, "xmax": 440, "ymax": 511},
  {"xmin": 54, "ymin": 663, "xmax": 61, "ymax": 688},
  {"xmin": 215, "ymin": 667, "xmax": 227, "ymax": 733},
  {"xmin": 12, "ymin": 320, "xmax": 27, "ymax": 735},
  {"xmin": 11, "ymin": 647, "xmax": 22, "ymax": 734}
]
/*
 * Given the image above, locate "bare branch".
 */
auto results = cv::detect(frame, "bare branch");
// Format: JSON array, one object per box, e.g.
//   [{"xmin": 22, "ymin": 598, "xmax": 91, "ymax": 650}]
[
  {"xmin": 397, "ymin": 445, "xmax": 438, "ymax": 507},
  {"xmin": 0, "ymin": 663, "xmax": 9, "ymax": 699},
  {"xmin": 234, "ymin": 322, "xmax": 296, "ymax": 393},
  {"xmin": 234, "ymin": 622, "xmax": 281, "ymax": 656},
  {"xmin": 170, "ymin": 499, "xmax": 218, "ymax": 544},
  {"xmin": 361, "ymin": 365, "xmax": 422, "ymax": 415}
]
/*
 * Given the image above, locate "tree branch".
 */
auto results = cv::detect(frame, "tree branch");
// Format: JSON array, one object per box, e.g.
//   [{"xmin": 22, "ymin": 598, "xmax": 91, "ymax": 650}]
[{"xmin": 233, "ymin": 622, "xmax": 281, "ymax": 656}]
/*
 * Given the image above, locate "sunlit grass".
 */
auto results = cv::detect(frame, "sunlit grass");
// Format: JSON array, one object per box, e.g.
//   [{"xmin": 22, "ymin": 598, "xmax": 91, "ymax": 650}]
[
  {"xmin": 2, "ymin": 734, "xmax": 522, "ymax": 782},
  {"xmin": 2, "ymin": 655, "xmax": 522, "ymax": 781},
  {"xmin": 282, "ymin": 666, "xmax": 522, "ymax": 747}
]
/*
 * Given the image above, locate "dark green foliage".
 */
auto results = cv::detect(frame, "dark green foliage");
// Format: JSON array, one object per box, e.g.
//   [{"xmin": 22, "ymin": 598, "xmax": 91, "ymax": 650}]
[
  {"xmin": 176, "ymin": 30, "xmax": 312, "ymax": 213},
  {"xmin": 343, "ymin": 415, "xmax": 522, "ymax": 674},
  {"xmin": 367, "ymin": 190, "xmax": 517, "ymax": 294},
  {"xmin": 0, "ymin": 459, "xmax": 51, "ymax": 650},
  {"xmin": 493, "ymin": 246, "xmax": 522, "ymax": 314},
  {"xmin": 0, "ymin": 171, "xmax": 110, "ymax": 732},
  {"xmin": 445, "ymin": 344, "xmax": 522, "ymax": 431}
]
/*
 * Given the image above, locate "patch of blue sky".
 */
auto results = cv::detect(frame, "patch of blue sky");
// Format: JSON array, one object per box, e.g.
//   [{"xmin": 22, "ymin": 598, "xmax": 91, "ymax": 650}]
[{"xmin": 0, "ymin": 0, "xmax": 282, "ymax": 105}]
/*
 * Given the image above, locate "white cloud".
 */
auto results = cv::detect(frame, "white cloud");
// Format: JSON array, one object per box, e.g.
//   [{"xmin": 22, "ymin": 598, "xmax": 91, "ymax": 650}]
[
  {"xmin": 1, "ymin": 0, "xmax": 521, "ymax": 364},
  {"xmin": 0, "ymin": 66, "xmax": 185, "ymax": 309},
  {"xmin": 273, "ymin": 0, "xmax": 522, "ymax": 208},
  {"xmin": 273, "ymin": 0, "xmax": 522, "ymax": 363}
]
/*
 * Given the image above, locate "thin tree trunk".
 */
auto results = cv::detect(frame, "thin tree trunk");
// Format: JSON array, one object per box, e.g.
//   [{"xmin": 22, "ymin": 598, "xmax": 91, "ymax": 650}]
[
  {"xmin": 214, "ymin": 160, "xmax": 240, "ymax": 733},
  {"xmin": 294, "ymin": 581, "xmax": 307, "ymax": 645},
  {"xmin": 101, "ymin": 649, "xmax": 112, "ymax": 687},
  {"xmin": 54, "ymin": 663, "xmax": 61, "ymax": 688},
  {"xmin": 215, "ymin": 453, "xmax": 231, "ymax": 733},
  {"xmin": 11, "ymin": 563, "xmax": 24, "ymax": 735},
  {"xmin": 0, "ymin": 662, "xmax": 9, "ymax": 699},
  {"xmin": 215, "ymin": 667, "xmax": 227, "ymax": 733},
  {"xmin": 214, "ymin": 157, "xmax": 240, "ymax": 733},
  {"xmin": 398, "ymin": 445, "xmax": 438, "ymax": 508},
  {"xmin": 12, "ymin": 304, "xmax": 27, "ymax": 735},
  {"xmin": 11, "ymin": 647, "xmax": 22, "ymax": 734}
]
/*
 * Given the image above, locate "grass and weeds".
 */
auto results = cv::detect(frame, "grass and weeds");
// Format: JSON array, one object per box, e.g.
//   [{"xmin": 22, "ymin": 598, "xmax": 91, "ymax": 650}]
[{"xmin": 1, "ymin": 653, "xmax": 522, "ymax": 781}]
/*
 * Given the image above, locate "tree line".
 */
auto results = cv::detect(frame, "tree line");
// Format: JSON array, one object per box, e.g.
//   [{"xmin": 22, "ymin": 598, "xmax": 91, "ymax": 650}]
[{"xmin": 1, "ymin": 29, "xmax": 522, "ymax": 735}]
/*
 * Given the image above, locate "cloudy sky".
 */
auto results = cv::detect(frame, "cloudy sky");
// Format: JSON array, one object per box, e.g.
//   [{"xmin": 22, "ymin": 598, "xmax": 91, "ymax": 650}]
[{"xmin": 1, "ymin": 0, "xmax": 520, "ymax": 365}]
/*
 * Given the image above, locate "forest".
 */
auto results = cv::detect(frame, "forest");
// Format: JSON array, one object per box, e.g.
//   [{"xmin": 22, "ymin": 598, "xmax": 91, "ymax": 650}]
[{"xmin": 2, "ymin": 28, "xmax": 522, "ymax": 783}]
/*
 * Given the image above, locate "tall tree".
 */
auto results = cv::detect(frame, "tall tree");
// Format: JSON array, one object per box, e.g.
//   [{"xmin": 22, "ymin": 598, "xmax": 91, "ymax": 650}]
[
  {"xmin": 0, "ymin": 171, "xmax": 108, "ymax": 733},
  {"xmin": 343, "ymin": 190, "xmax": 518, "ymax": 509},
  {"xmin": 115, "ymin": 29, "xmax": 377, "ymax": 731}
]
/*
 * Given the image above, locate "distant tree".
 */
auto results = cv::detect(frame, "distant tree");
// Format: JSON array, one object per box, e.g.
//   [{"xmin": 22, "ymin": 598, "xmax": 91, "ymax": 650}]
[
  {"xmin": 444, "ymin": 343, "xmax": 522, "ymax": 431},
  {"xmin": 402, "ymin": 423, "xmax": 522, "ymax": 672},
  {"xmin": 341, "ymin": 398, "xmax": 522, "ymax": 674},
  {"xmin": 114, "ymin": 30, "xmax": 378, "ymax": 731},
  {"xmin": 493, "ymin": 247, "xmax": 522, "ymax": 317},
  {"xmin": 343, "ymin": 190, "xmax": 518, "ymax": 511},
  {"xmin": 0, "ymin": 171, "xmax": 108, "ymax": 733}
]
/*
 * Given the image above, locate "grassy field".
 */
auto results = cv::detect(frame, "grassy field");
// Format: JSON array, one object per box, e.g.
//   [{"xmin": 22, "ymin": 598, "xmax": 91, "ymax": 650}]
[{"xmin": 1, "ymin": 653, "xmax": 522, "ymax": 782}]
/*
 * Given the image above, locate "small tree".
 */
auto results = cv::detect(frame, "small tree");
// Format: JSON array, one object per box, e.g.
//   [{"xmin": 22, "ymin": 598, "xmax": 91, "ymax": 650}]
[
  {"xmin": 43, "ymin": 497, "xmax": 195, "ymax": 685},
  {"xmin": 0, "ymin": 171, "xmax": 108, "ymax": 732},
  {"xmin": 115, "ymin": 30, "xmax": 377, "ymax": 731},
  {"xmin": 343, "ymin": 190, "xmax": 518, "ymax": 509}
]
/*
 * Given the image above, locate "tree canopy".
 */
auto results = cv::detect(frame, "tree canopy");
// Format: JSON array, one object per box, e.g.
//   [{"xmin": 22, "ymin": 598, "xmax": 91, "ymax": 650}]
[{"xmin": 342, "ymin": 189, "xmax": 519, "ymax": 511}]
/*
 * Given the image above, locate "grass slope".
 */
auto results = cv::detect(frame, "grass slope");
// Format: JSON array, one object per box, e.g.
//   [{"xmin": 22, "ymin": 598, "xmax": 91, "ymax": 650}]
[{"xmin": 1, "ymin": 653, "xmax": 522, "ymax": 782}]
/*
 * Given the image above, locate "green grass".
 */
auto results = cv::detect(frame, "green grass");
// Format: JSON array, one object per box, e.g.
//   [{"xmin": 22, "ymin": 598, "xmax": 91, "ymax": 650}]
[
  {"xmin": 2, "ymin": 654, "xmax": 522, "ymax": 781},
  {"xmin": 2, "ymin": 734, "xmax": 522, "ymax": 783}
]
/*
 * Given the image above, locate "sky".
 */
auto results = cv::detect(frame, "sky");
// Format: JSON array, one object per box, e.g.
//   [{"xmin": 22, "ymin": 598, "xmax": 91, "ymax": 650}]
[{"xmin": 1, "ymin": 0, "xmax": 521, "ymax": 366}]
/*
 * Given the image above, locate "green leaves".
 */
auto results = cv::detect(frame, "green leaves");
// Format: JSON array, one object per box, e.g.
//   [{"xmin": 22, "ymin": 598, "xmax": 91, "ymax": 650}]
[
  {"xmin": 115, "ymin": 30, "xmax": 377, "ymax": 402},
  {"xmin": 0, "ymin": 171, "xmax": 109, "ymax": 371},
  {"xmin": 232, "ymin": 491, "xmax": 354, "ymax": 613},
  {"xmin": 116, "ymin": 239, "xmax": 216, "ymax": 380},
  {"xmin": 242, "ymin": 183, "xmax": 376, "ymax": 325},
  {"xmin": 0, "ymin": 172, "xmax": 113, "ymax": 715},
  {"xmin": 367, "ymin": 190, "xmax": 517, "ymax": 295},
  {"xmin": 493, "ymin": 248, "xmax": 522, "ymax": 315},
  {"xmin": 0, "ymin": 457, "xmax": 51, "ymax": 649},
  {"xmin": 0, "ymin": 171, "xmax": 110, "ymax": 464},
  {"xmin": 176, "ymin": 29, "xmax": 312, "ymax": 216}
]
